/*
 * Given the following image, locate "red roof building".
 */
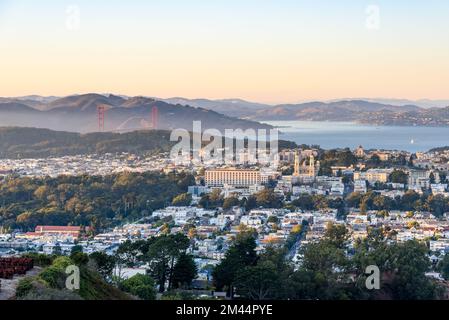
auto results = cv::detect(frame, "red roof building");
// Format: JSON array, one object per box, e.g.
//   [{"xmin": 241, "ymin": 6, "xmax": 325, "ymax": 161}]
[{"xmin": 34, "ymin": 226, "xmax": 82, "ymax": 238}]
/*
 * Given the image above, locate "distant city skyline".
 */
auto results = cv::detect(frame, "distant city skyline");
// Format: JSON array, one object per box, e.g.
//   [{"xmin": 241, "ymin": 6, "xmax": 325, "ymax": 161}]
[{"xmin": 1, "ymin": 0, "xmax": 448, "ymax": 104}]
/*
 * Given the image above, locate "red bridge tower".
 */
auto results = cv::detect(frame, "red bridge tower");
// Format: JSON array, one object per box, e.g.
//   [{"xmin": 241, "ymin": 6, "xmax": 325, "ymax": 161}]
[{"xmin": 152, "ymin": 106, "xmax": 159, "ymax": 130}]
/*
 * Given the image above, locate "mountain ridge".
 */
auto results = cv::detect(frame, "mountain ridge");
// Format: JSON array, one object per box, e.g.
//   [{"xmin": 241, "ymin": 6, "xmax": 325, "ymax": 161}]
[
  {"xmin": 3, "ymin": 94, "xmax": 449, "ymax": 128},
  {"xmin": 0, "ymin": 94, "xmax": 272, "ymax": 133}
]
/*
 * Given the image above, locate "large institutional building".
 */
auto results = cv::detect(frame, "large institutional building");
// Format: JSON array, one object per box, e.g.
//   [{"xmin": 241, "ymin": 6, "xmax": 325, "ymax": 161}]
[{"xmin": 205, "ymin": 169, "xmax": 262, "ymax": 187}]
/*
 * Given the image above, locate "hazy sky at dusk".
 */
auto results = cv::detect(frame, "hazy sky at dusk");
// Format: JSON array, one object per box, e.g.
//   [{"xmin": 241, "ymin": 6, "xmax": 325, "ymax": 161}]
[{"xmin": 0, "ymin": 0, "xmax": 448, "ymax": 103}]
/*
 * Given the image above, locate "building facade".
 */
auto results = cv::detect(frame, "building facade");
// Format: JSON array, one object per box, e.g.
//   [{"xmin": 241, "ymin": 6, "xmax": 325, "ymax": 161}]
[{"xmin": 205, "ymin": 169, "xmax": 262, "ymax": 187}]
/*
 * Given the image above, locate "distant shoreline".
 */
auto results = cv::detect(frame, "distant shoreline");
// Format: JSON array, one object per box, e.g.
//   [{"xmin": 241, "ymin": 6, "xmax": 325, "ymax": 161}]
[{"xmin": 262, "ymin": 120, "xmax": 449, "ymax": 153}]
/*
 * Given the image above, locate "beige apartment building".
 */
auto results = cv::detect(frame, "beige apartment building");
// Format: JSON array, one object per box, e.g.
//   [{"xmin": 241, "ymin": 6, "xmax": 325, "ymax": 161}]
[
  {"xmin": 205, "ymin": 169, "xmax": 262, "ymax": 187},
  {"xmin": 354, "ymin": 169, "xmax": 393, "ymax": 184}
]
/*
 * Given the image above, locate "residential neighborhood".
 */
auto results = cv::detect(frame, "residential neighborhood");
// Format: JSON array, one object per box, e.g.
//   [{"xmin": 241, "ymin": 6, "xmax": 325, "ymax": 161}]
[{"xmin": 3, "ymin": 144, "xmax": 449, "ymax": 298}]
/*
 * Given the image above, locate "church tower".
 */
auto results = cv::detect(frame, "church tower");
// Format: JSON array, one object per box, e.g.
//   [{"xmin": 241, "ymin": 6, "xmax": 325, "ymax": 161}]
[
  {"xmin": 293, "ymin": 150, "xmax": 300, "ymax": 176},
  {"xmin": 309, "ymin": 155, "xmax": 315, "ymax": 176}
]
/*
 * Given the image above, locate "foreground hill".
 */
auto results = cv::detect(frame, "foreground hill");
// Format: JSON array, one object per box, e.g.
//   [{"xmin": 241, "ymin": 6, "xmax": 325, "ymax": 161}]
[
  {"xmin": 16, "ymin": 255, "xmax": 132, "ymax": 300},
  {"xmin": 0, "ymin": 127, "xmax": 175, "ymax": 158},
  {"xmin": 0, "ymin": 127, "xmax": 298, "ymax": 159},
  {"xmin": 0, "ymin": 94, "xmax": 271, "ymax": 133}
]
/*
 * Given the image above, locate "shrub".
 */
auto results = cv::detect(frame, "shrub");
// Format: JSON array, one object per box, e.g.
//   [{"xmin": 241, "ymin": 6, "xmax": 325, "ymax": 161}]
[{"xmin": 120, "ymin": 274, "xmax": 156, "ymax": 300}]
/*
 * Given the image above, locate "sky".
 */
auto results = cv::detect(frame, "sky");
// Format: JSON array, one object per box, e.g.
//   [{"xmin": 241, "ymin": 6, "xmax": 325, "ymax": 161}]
[{"xmin": 0, "ymin": 0, "xmax": 448, "ymax": 104}]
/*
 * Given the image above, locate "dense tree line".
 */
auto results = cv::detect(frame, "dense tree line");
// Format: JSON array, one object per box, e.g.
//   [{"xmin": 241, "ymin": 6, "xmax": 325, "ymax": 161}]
[
  {"xmin": 318, "ymin": 149, "xmax": 358, "ymax": 176},
  {"xmin": 0, "ymin": 171, "xmax": 195, "ymax": 231},
  {"xmin": 213, "ymin": 225, "xmax": 445, "ymax": 300},
  {"xmin": 345, "ymin": 190, "xmax": 449, "ymax": 217},
  {"xmin": 282, "ymin": 190, "xmax": 449, "ymax": 219}
]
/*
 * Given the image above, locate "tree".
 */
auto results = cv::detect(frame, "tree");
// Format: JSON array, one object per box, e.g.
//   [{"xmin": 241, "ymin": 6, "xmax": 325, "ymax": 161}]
[
  {"xmin": 90, "ymin": 252, "xmax": 116, "ymax": 279},
  {"xmin": 223, "ymin": 196, "xmax": 240, "ymax": 210},
  {"xmin": 52, "ymin": 243, "xmax": 62, "ymax": 256},
  {"xmin": 199, "ymin": 189, "xmax": 223, "ymax": 209},
  {"xmin": 373, "ymin": 195, "xmax": 394, "ymax": 211},
  {"xmin": 285, "ymin": 224, "xmax": 303, "ymax": 250},
  {"xmin": 353, "ymin": 230, "xmax": 441, "ymax": 300},
  {"xmin": 438, "ymin": 254, "xmax": 449, "ymax": 280},
  {"xmin": 298, "ymin": 240, "xmax": 350, "ymax": 300},
  {"xmin": 439, "ymin": 172, "xmax": 447, "ymax": 183},
  {"xmin": 291, "ymin": 194, "xmax": 315, "ymax": 211},
  {"xmin": 0, "ymin": 171, "xmax": 196, "ymax": 231},
  {"xmin": 360, "ymin": 200, "xmax": 368, "ymax": 214},
  {"xmin": 70, "ymin": 251, "xmax": 89, "ymax": 266},
  {"xmin": 255, "ymin": 189, "xmax": 282, "ymax": 208},
  {"xmin": 171, "ymin": 253, "xmax": 198, "ymax": 289},
  {"xmin": 71, "ymin": 245, "xmax": 83, "ymax": 255},
  {"xmin": 116, "ymin": 240, "xmax": 150, "ymax": 267},
  {"xmin": 289, "ymin": 224, "xmax": 357, "ymax": 300},
  {"xmin": 235, "ymin": 247, "xmax": 292, "ymax": 300},
  {"xmin": 213, "ymin": 231, "xmax": 258, "ymax": 297},
  {"xmin": 323, "ymin": 224, "xmax": 349, "ymax": 249},
  {"xmin": 243, "ymin": 196, "xmax": 257, "ymax": 211},
  {"xmin": 267, "ymin": 215, "xmax": 279, "ymax": 224},
  {"xmin": 209, "ymin": 189, "xmax": 224, "ymax": 204},
  {"xmin": 346, "ymin": 192, "xmax": 362, "ymax": 208},
  {"xmin": 426, "ymin": 195, "xmax": 449, "ymax": 217},
  {"xmin": 120, "ymin": 274, "xmax": 156, "ymax": 300},
  {"xmin": 389, "ymin": 170, "xmax": 409, "ymax": 184},
  {"xmin": 336, "ymin": 149, "xmax": 357, "ymax": 167},
  {"xmin": 369, "ymin": 154, "xmax": 381, "ymax": 166},
  {"xmin": 387, "ymin": 240, "xmax": 439, "ymax": 300},
  {"xmin": 34, "ymin": 185, "xmax": 49, "ymax": 201},
  {"xmin": 146, "ymin": 234, "xmax": 190, "ymax": 292},
  {"xmin": 235, "ymin": 260, "xmax": 278, "ymax": 300},
  {"xmin": 172, "ymin": 193, "xmax": 192, "ymax": 207},
  {"xmin": 429, "ymin": 172, "xmax": 436, "ymax": 184},
  {"xmin": 399, "ymin": 191, "xmax": 420, "ymax": 211}
]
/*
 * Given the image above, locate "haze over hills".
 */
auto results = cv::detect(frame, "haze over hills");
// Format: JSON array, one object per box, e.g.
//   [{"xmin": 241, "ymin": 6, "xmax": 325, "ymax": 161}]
[
  {"xmin": 161, "ymin": 97, "xmax": 270, "ymax": 118},
  {"xmin": 327, "ymin": 98, "xmax": 449, "ymax": 109},
  {"xmin": 3, "ymin": 94, "xmax": 449, "ymax": 129},
  {"xmin": 0, "ymin": 94, "xmax": 272, "ymax": 133},
  {"xmin": 158, "ymin": 97, "xmax": 449, "ymax": 114},
  {"xmin": 248, "ymin": 100, "xmax": 422, "ymax": 121},
  {"xmin": 156, "ymin": 97, "xmax": 449, "ymax": 127}
]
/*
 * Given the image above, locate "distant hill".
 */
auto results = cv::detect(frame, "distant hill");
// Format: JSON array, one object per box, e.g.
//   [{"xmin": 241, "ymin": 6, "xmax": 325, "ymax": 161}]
[
  {"xmin": 246, "ymin": 100, "xmax": 422, "ymax": 121},
  {"xmin": 428, "ymin": 145, "xmax": 449, "ymax": 153},
  {"xmin": 329, "ymin": 98, "xmax": 449, "ymax": 109},
  {"xmin": 0, "ymin": 102, "xmax": 39, "ymax": 113},
  {"xmin": 162, "ymin": 97, "xmax": 271, "ymax": 118},
  {"xmin": 5, "ymin": 94, "xmax": 449, "ymax": 128},
  {"xmin": 366, "ymin": 106, "xmax": 449, "ymax": 127},
  {"xmin": 0, "ymin": 94, "xmax": 272, "ymax": 133},
  {"xmin": 161, "ymin": 97, "xmax": 449, "ymax": 126}
]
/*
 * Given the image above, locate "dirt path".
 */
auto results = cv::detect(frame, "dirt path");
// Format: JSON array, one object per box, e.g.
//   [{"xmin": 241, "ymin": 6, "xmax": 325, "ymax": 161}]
[{"xmin": 0, "ymin": 267, "xmax": 41, "ymax": 300}]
